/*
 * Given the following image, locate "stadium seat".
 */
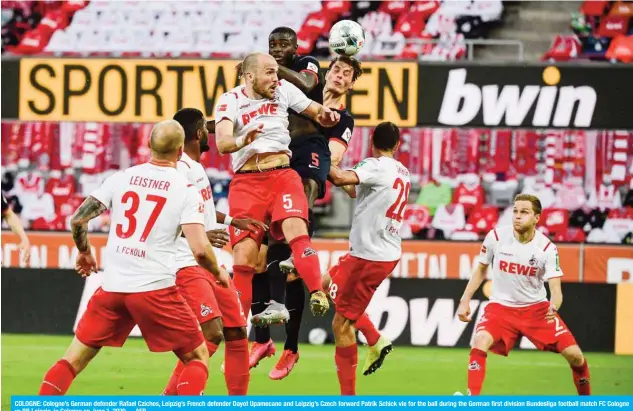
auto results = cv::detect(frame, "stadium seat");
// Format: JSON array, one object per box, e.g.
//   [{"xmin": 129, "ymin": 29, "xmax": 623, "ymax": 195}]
[
  {"xmin": 606, "ymin": 34, "xmax": 633, "ymax": 62},
  {"xmin": 542, "ymin": 34, "xmax": 582, "ymax": 61},
  {"xmin": 580, "ymin": 0, "xmax": 609, "ymax": 17}
]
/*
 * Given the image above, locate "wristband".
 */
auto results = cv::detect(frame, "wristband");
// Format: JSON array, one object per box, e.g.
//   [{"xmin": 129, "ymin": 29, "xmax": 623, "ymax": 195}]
[
  {"xmin": 235, "ymin": 136, "xmax": 245, "ymax": 148},
  {"xmin": 224, "ymin": 215, "xmax": 233, "ymax": 226}
]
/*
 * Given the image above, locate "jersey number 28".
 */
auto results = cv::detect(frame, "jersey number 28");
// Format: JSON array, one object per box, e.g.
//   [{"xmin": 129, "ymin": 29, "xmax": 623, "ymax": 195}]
[
  {"xmin": 116, "ymin": 191, "xmax": 167, "ymax": 242},
  {"xmin": 385, "ymin": 178, "xmax": 410, "ymax": 222}
]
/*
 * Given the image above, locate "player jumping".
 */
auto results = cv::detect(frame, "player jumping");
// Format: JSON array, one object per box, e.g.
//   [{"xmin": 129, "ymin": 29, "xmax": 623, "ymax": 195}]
[
  {"xmin": 213, "ymin": 52, "xmax": 340, "ymax": 331},
  {"xmin": 161, "ymin": 108, "xmax": 268, "ymax": 396},
  {"xmin": 249, "ymin": 54, "xmax": 368, "ymax": 380},
  {"xmin": 39, "ymin": 120, "xmax": 229, "ymax": 396},
  {"xmin": 456, "ymin": 194, "xmax": 590, "ymax": 395},
  {"xmin": 325, "ymin": 122, "xmax": 409, "ymax": 395}
]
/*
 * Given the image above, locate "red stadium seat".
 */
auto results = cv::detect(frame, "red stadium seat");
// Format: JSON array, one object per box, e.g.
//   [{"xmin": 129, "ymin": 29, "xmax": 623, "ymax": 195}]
[
  {"xmin": 580, "ymin": 0, "xmax": 609, "ymax": 17},
  {"xmin": 596, "ymin": 15, "xmax": 630, "ymax": 37},
  {"xmin": 606, "ymin": 34, "xmax": 633, "ymax": 62}
]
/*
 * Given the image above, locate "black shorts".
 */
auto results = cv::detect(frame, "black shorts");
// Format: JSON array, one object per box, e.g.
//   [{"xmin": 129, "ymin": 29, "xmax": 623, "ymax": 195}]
[{"xmin": 289, "ymin": 134, "xmax": 331, "ymax": 199}]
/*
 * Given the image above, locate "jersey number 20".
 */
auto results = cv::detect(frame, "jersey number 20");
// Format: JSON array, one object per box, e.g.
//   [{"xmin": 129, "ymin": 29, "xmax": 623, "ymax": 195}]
[
  {"xmin": 116, "ymin": 191, "xmax": 167, "ymax": 242},
  {"xmin": 385, "ymin": 178, "xmax": 410, "ymax": 222}
]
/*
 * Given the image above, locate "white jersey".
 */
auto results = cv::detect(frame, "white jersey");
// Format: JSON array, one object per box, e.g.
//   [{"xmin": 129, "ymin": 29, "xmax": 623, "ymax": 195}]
[
  {"xmin": 214, "ymin": 81, "xmax": 312, "ymax": 171},
  {"xmin": 91, "ymin": 163, "xmax": 205, "ymax": 293},
  {"xmin": 478, "ymin": 226, "xmax": 563, "ymax": 307},
  {"xmin": 174, "ymin": 153, "xmax": 218, "ymax": 270},
  {"xmin": 349, "ymin": 156, "xmax": 410, "ymax": 262}
]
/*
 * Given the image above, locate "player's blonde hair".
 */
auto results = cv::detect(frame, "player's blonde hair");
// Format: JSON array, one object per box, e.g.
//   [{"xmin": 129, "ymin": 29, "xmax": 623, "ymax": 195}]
[{"xmin": 514, "ymin": 194, "xmax": 542, "ymax": 215}]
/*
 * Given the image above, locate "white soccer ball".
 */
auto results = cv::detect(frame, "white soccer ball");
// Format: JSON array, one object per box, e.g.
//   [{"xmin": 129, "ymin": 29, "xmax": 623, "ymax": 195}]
[
  {"xmin": 329, "ymin": 20, "xmax": 365, "ymax": 56},
  {"xmin": 308, "ymin": 328, "xmax": 328, "ymax": 345}
]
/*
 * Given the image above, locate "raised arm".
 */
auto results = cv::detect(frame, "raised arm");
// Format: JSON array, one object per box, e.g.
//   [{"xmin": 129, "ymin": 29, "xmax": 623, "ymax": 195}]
[
  {"xmin": 457, "ymin": 262, "xmax": 489, "ymax": 322},
  {"xmin": 300, "ymin": 102, "xmax": 340, "ymax": 128},
  {"xmin": 277, "ymin": 64, "xmax": 318, "ymax": 94}
]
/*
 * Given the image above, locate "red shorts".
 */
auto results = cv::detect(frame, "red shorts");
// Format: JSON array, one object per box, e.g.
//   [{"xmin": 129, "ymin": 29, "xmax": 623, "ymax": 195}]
[
  {"xmin": 475, "ymin": 302, "xmax": 578, "ymax": 356},
  {"xmin": 75, "ymin": 286, "xmax": 204, "ymax": 357},
  {"xmin": 327, "ymin": 253, "xmax": 398, "ymax": 321},
  {"xmin": 176, "ymin": 266, "xmax": 247, "ymax": 328},
  {"xmin": 228, "ymin": 167, "xmax": 308, "ymax": 247}
]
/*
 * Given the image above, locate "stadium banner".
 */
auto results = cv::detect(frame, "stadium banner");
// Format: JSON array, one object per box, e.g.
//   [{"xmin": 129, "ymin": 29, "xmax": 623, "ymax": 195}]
[
  {"xmin": 9, "ymin": 396, "xmax": 633, "ymax": 411},
  {"xmin": 1, "ymin": 270, "xmax": 619, "ymax": 353},
  {"xmin": 2, "ymin": 231, "xmax": 632, "ymax": 283},
  {"xmin": 15, "ymin": 58, "xmax": 417, "ymax": 127},
  {"xmin": 417, "ymin": 63, "xmax": 633, "ymax": 130}
]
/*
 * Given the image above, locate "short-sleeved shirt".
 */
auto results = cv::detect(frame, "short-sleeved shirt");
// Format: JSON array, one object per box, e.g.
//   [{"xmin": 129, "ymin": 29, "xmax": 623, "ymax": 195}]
[
  {"xmin": 214, "ymin": 80, "xmax": 312, "ymax": 171},
  {"xmin": 349, "ymin": 156, "xmax": 411, "ymax": 262},
  {"xmin": 320, "ymin": 108, "xmax": 354, "ymax": 148},
  {"xmin": 92, "ymin": 162, "xmax": 205, "ymax": 293},
  {"xmin": 478, "ymin": 226, "xmax": 563, "ymax": 307},
  {"xmin": 174, "ymin": 153, "xmax": 218, "ymax": 270}
]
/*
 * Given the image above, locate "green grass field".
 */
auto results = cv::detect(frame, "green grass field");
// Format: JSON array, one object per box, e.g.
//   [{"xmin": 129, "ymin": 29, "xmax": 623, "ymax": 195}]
[{"xmin": 2, "ymin": 334, "xmax": 632, "ymax": 407}]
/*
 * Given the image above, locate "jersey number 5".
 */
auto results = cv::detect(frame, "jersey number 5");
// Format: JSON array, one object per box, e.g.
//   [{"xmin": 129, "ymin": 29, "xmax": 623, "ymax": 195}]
[
  {"xmin": 385, "ymin": 178, "xmax": 410, "ymax": 222},
  {"xmin": 116, "ymin": 191, "xmax": 167, "ymax": 242}
]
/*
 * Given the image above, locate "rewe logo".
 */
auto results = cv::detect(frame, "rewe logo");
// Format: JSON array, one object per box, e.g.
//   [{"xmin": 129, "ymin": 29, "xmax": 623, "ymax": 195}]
[{"xmin": 437, "ymin": 68, "xmax": 597, "ymax": 128}]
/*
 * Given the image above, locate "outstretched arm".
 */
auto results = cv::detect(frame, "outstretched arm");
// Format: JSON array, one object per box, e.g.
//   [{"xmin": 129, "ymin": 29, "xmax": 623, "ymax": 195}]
[
  {"xmin": 70, "ymin": 196, "xmax": 107, "ymax": 253},
  {"xmin": 301, "ymin": 102, "xmax": 340, "ymax": 128},
  {"xmin": 329, "ymin": 165, "xmax": 360, "ymax": 187},
  {"xmin": 215, "ymin": 121, "xmax": 263, "ymax": 154},
  {"xmin": 3, "ymin": 207, "xmax": 31, "ymax": 264},
  {"xmin": 278, "ymin": 65, "xmax": 318, "ymax": 93}
]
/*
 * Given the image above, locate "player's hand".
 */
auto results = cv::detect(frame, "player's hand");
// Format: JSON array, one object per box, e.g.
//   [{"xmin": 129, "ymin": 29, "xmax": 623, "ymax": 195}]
[
  {"xmin": 317, "ymin": 107, "xmax": 340, "ymax": 127},
  {"xmin": 76, "ymin": 251, "xmax": 98, "ymax": 278},
  {"xmin": 18, "ymin": 240, "xmax": 31, "ymax": 264},
  {"xmin": 214, "ymin": 266, "xmax": 231, "ymax": 288},
  {"xmin": 243, "ymin": 124, "xmax": 264, "ymax": 146},
  {"xmin": 457, "ymin": 300, "xmax": 471, "ymax": 322},
  {"xmin": 207, "ymin": 229, "xmax": 230, "ymax": 248},
  {"xmin": 232, "ymin": 217, "xmax": 269, "ymax": 234},
  {"xmin": 545, "ymin": 303, "xmax": 558, "ymax": 323}
]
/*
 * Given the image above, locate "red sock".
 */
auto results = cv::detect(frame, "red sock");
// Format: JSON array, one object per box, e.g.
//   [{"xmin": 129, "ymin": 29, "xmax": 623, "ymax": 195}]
[
  {"xmin": 163, "ymin": 361, "xmax": 186, "ymax": 395},
  {"xmin": 177, "ymin": 360, "xmax": 208, "ymax": 395},
  {"xmin": 467, "ymin": 348, "xmax": 487, "ymax": 395},
  {"xmin": 163, "ymin": 342, "xmax": 218, "ymax": 395},
  {"xmin": 232, "ymin": 265, "xmax": 255, "ymax": 316},
  {"xmin": 39, "ymin": 359, "xmax": 77, "ymax": 395},
  {"xmin": 289, "ymin": 235, "xmax": 322, "ymax": 293},
  {"xmin": 356, "ymin": 314, "xmax": 380, "ymax": 346},
  {"xmin": 571, "ymin": 358, "xmax": 591, "ymax": 395},
  {"xmin": 224, "ymin": 339, "xmax": 250, "ymax": 395},
  {"xmin": 335, "ymin": 344, "xmax": 358, "ymax": 395}
]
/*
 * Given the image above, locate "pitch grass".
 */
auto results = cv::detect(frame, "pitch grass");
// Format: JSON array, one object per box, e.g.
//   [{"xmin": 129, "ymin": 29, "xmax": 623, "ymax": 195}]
[{"xmin": 2, "ymin": 334, "xmax": 632, "ymax": 407}]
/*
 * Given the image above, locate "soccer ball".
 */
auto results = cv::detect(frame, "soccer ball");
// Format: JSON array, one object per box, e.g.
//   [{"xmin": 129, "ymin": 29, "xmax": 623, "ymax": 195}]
[{"xmin": 329, "ymin": 20, "xmax": 365, "ymax": 56}]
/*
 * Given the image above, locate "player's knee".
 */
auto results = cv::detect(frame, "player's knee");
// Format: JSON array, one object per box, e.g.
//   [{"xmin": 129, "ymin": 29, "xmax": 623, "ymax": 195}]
[
  {"xmin": 281, "ymin": 217, "xmax": 308, "ymax": 240},
  {"xmin": 63, "ymin": 337, "xmax": 100, "ymax": 374},
  {"xmin": 178, "ymin": 341, "xmax": 209, "ymax": 364},
  {"xmin": 202, "ymin": 318, "xmax": 224, "ymax": 345},
  {"xmin": 233, "ymin": 239, "xmax": 259, "ymax": 267},
  {"xmin": 223, "ymin": 326, "xmax": 247, "ymax": 341},
  {"xmin": 562, "ymin": 346, "xmax": 584, "ymax": 367},
  {"xmin": 472, "ymin": 332, "xmax": 494, "ymax": 350}
]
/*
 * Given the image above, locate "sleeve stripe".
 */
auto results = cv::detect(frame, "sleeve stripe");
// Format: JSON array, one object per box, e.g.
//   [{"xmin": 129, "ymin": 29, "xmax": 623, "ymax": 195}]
[
  {"xmin": 493, "ymin": 229, "xmax": 499, "ymax": 241},
  {"xmin": 543, "ymin": 241, "xmax": 552, "ymax": 251},
  {"xmin": 178, "ymin": 160, "xmax": 191, "ymax": 169},
  {"xmin": 187, "ymin": 184, "xmax": 194, "ymax": 187},
  {"xmin": 300, "ymin": 69, "xmax": 319, "ymax": 85}
]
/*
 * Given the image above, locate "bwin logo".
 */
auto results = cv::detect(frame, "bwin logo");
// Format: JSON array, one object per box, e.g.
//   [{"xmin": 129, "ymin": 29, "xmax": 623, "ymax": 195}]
[{"xmin": 437, "ymin": 67, "xmax": 597, "ymax": 128}]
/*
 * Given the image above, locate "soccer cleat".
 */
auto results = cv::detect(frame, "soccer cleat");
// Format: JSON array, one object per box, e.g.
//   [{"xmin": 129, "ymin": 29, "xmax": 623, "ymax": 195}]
[
  {"xmin": 309, "ymin": 290, "xmax": 330, "ymax": 316},
  {"xmin": 279, "ymin": 256, "xmax": 297, "ymax": 275},
  {"xmin": 250, "ymin": 300, "xmax": 290, "ymax": 327},
  {"xmin": 362, "ymin": 335, "xmax": 393, "ymax": 376},
  {"xmin": 269, "ymin": 350, "xmax": 299, "ymax": 380},
  {"xmin": 248, "ymin": 339, "xmax": 276, "ymax": 369}
]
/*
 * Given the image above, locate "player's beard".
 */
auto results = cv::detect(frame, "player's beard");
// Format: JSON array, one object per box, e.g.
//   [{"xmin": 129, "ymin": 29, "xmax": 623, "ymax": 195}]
[
  {"xmin": 200, "ymin": 137, "xmax": 210, "ymax": 153},
  {"xmin": 253, "ymin": 77, "xmax": 275, "ymax": 99}
]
